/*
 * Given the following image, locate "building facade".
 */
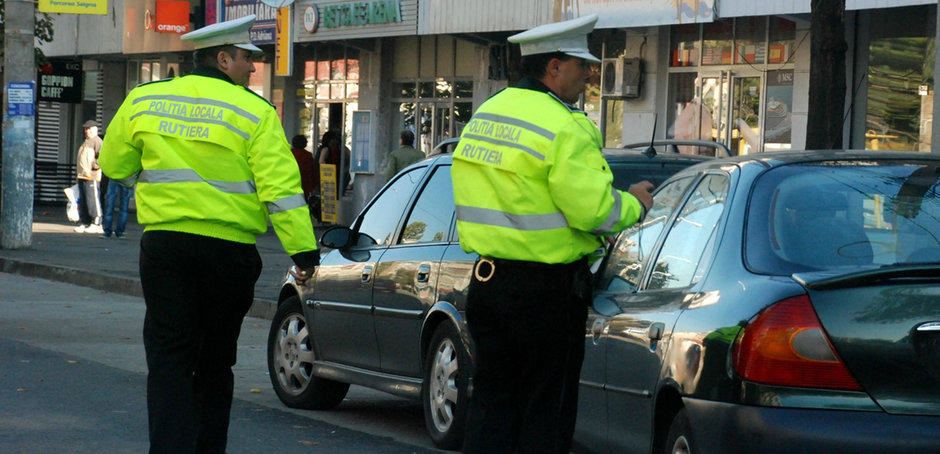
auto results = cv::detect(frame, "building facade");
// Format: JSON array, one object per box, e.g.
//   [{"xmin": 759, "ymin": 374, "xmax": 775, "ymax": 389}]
[{"xmin": 37, "ymin": 0, "xmax": 939, "ymax": 221}]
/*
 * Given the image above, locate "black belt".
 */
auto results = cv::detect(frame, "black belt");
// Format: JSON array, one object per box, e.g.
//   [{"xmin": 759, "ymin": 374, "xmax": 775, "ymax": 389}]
[{"xmin": 474, "ymin": 256, "xmax": 587, "ymax": 282}]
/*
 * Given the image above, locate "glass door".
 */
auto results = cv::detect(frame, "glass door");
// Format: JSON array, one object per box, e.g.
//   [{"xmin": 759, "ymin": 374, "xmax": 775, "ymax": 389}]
[
  {"xmin": 700, "ymin": 72, "xmax": 728, "ymax": 146},
  {"xmin": 730, "ymin": 76, "xmax": 762, "ymax": 155},
  {"xmin": 698, "ymin": 72, "xmax": 762, "ymax": 155}
]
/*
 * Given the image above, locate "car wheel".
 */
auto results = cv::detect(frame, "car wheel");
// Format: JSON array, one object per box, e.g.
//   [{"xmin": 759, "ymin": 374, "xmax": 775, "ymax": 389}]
[
  {"xmin": 663, "ymin": 408, "xmax": 695, "ymax": 454},
  {"xmin": 267, "ymin": 295, "xmax": 349, "ymax": 409},
  {"xmin": 422, "ymin": 322, "xmax": 470, "ymax": 450}
]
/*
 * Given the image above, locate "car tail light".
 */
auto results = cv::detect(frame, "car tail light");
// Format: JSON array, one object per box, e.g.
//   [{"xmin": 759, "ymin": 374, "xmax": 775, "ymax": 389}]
[{"xmin": 733, "ymin": 295, "xmax": 863, "ymax": 391}]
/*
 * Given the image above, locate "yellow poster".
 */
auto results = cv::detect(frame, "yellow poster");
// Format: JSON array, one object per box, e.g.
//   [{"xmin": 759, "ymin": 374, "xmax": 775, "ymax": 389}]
[
  {"xmin": 319, "ymin": 164, "xmax": 337, "ymax": 224},
  {"xmin": 275, "ymin": 7, "xmax": 292, "ymax": 76},
  {"xmin": 39, "ymin": 0, "xmax": 107, "ymax": 15}
]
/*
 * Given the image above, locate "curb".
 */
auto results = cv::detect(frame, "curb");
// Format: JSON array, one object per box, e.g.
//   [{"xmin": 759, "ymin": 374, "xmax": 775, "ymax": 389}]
[{"xmin": 0, "ymin": 257, "xmax": 279, "ymax": 320}]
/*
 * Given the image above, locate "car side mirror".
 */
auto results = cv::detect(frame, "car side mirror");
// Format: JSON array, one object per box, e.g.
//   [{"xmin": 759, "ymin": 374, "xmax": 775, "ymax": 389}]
[{"xmin": 320, "ymin": 226, "xmax": 353, "ymax": 249}]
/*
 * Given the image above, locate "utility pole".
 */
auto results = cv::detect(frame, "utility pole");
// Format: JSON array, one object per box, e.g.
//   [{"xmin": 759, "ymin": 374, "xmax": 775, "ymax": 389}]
[{"xmin": 1, "ymin": 0, "xmax": 37, "ymax": 249}]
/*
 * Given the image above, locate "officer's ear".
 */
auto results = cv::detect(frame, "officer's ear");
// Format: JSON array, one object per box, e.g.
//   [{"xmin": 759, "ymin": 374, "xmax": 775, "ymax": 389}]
[
  {"xmin": 547, "ymin": 58, "xmax": 564, "ymax": 77},
  {"xmin": 216, "ymin": 49, "xmax": 235, "ymax": 70}
]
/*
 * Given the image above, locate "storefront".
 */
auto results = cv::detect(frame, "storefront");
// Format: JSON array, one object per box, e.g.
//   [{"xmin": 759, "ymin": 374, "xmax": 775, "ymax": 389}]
[
  {"xmin": 291, "ymin": 0, "xmax": 418, "ymax": 223},
  {"xmin": 661, "ymin": 16, "xmax": 800, "ymax": 155}
]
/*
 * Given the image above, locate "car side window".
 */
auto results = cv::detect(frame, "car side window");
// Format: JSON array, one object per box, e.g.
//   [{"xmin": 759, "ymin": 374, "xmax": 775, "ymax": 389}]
[
  {"xmin": 355, "ymin": 167, "xmax": 425, "ymax": 247},
  {"xmin": 599, "ymin": 177, "xmax": 695, "ymax": 292},
  {"xmin": 648, "ymin": 174, "xmax": 729, "ymax": 290},
  {"xmin": 400, "ymin": 166, "xmax": 454, "ymax": 244}
]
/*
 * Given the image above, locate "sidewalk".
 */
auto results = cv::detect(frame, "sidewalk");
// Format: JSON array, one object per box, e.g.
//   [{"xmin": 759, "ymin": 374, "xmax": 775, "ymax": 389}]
[{"xmin": 0, "ymin": 204, "xmax": 334, "ymax": 319}]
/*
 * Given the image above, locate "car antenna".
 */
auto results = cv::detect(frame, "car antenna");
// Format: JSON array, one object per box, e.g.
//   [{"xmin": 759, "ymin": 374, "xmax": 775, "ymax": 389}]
[{"xmin": 643, "ymin": 113, "xmax": 657, "ymax": 158}]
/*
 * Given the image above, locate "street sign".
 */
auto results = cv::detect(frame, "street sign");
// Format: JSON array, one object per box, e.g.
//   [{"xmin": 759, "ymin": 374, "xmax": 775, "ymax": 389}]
[{"xmin": 7, "ymin": 82, "xmax": 35, "ymax": 116}]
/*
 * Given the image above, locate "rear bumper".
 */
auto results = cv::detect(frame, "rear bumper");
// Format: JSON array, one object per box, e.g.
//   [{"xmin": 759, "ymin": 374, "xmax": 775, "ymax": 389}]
[{"xmin": 683, "ymin": 397, "xmax": 940, "ymax": 454}]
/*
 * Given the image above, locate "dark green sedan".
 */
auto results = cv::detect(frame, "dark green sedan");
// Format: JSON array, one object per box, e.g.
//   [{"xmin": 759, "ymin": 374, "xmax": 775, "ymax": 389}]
[{"xmin": 577, "ymin": 150, "xmax": 940, "ymax": 453}]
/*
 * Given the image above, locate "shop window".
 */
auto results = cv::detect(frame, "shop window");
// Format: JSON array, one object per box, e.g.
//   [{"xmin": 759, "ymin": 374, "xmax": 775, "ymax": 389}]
[
  {"xmin": 394, "ymin": 82, "xmax": 416, "ymax": 98},
  {"xmin": 419, "ymin": 81, "xmax": 434, "ymax": 98},
  {"xmin": 866, "ymin": 36, "xmax": 933, "ymax": 150},
  {"xmin": 768, "ymin": 17, "xmax": 796, "ymax": 64},
  {"xmin": 436, "ymin": 80, "xmax": 452, "ymax": 99},
  {"xmin": 347, "ymin": 48, "xmax": 360, "ymax": 80},
  {"xmin": 317, "ymin": 60, "xmax": 330, "ymax": 80},
  {"xmin": 865, "ymin": 6, "xmax": 936, "ymax": 151},
  {"xmin": 702, "ymin": 19, "xmax": 733, "ymax": 65},
  {"xmin": 455, "ymin": 81, "xmax": 472, "ymax": 99},
  {"xmin": 671, "ymin": 24, "xmax": 699, "ymax": 67},
  {"xmin": 390, "ymin": 78, "xmax": 473, "ymax": 153},
  {"xmin": 734, "ymin": 17, "xmax": 766, "ymax": 64}
]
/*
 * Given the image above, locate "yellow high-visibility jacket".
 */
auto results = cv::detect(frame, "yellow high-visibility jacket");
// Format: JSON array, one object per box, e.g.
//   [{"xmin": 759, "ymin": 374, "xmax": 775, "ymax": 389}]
[
  {"xmin": 99, "ymin": 67, "xmax": 317, "ymax": 265},
  {"xmin": 452, "ymin": 81, "xmax": 644, "ymax": 264}
]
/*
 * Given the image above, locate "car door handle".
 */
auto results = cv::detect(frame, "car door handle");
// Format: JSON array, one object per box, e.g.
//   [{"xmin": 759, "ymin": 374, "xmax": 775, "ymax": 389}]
[
  {"xmin": 916, "ymin": 322, "xmax": 940, "ymax": 332},
  {"xmin": 416, "ymin": 264, "xmax": 431, "ymax": 283},
  {"xmin": 591, "ymin": 318, "xmax": 607, "ymax": 343},
  {"xmin": 648, "ymin": 322, "xmax": 665, "ymax": 341},
  {"xmin": 362, "ymin": 265, "xmax": 373, "ymax": 283}
]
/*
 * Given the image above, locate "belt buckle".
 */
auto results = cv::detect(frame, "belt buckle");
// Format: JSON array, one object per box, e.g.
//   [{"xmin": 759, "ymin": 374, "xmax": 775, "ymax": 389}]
[{"xmin": 474, "ymin": 257, "xmax": 496, "ymax": 282}]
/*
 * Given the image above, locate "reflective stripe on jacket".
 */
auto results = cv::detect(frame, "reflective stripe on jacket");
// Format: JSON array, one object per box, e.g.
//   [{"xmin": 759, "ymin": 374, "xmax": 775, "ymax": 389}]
[
  {"xmin": 98, "ymin": 69, "xmax": 317, "ymax": 257},
  {"xmin": 452, "ymin": 87, "xmax": 644, "ymax": 264}
]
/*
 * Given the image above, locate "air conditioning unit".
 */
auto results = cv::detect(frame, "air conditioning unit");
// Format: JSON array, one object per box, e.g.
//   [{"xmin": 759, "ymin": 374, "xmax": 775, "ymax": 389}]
[{"xmin": 602, "ymin": 57, "xmax": 642, "ymax": 98}]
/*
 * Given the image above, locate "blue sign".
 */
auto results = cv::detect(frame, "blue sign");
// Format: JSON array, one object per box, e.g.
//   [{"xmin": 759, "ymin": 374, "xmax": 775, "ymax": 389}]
[
  {"xmin": 7, "ymin": 82, "xmax": 35, "ymax": 116},
  {"xmin": 351, "ymin": 111, "xmax": 373, "ymax": 174}
]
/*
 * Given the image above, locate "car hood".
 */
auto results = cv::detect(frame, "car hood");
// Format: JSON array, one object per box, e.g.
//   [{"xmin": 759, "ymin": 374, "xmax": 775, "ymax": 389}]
[{"xmin": 794, "ymin": 265, "xmax": 940, "ymax": 415}]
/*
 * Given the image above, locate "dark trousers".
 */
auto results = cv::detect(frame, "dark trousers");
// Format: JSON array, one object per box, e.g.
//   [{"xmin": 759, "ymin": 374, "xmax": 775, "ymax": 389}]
[
  {"xmin": 462, "ymin": 258, "xmax": 590, "ymax": 454},
  {"xmin": 77, "ymin": 179, "xmax": 101, "ymax": 225},
  {"xmin": 140, "ymin": 231, "xmax": 262, "ymax": 454}
]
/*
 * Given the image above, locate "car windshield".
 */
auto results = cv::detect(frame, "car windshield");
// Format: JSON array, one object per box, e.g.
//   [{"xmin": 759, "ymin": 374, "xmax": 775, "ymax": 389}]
[{"xmin": 746, "ymin": 160, "xmax": 940, "ymax": 274}]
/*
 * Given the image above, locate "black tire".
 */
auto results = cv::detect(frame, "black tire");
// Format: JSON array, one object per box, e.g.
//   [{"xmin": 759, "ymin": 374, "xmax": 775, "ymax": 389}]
[
  {"xmin": 422, "ymin": 322, "xmax": 471, "ymax": 450},
  {"xmin": 663, "ymin": 408, "xmax": 695, "ymax": 454},
  {"xmin": 267, "ymin": 295, "xmax": 349, "ymax": 409}
]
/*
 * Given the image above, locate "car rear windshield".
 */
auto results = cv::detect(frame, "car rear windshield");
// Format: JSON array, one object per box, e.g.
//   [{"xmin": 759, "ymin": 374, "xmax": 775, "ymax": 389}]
[
  {"xmin": 746, "ymin": 160, "xmax": 940, "ymax": 275},
  {"xmin": 609, "ymin": 161, "xmax": 700, "ymax": 189}
]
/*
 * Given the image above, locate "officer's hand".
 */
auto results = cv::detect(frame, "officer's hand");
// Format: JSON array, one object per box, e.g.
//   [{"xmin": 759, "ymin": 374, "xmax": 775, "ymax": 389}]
[
  {"xmin": 628, "ymin": 181, "xmax": 655, "ymax": 211},
  {"xmin": 289, "ymin": 266, "xmax": 317, "ymax": 285}
]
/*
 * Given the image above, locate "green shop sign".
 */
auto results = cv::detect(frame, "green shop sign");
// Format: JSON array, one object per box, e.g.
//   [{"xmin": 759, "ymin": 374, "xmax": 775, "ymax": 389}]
[{"xmin": 320, "ymin": 0, "xmax": 401, "ymax": 29}]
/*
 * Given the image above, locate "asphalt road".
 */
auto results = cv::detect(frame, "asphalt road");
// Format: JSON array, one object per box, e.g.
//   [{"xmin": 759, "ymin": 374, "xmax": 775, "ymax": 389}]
[{"xmin": 0, "ymin": 272, "xmax": 443, "ymax": 453}]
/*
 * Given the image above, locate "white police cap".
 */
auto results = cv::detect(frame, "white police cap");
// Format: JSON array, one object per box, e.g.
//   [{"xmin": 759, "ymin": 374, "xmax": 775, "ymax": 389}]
[
  {"xmin": 181, "ymin": 15, "xmax": 262, "ymax": 54},
  {"xmin": 508, "ymin": 14, "xmax": 600, "ymax": 63}
]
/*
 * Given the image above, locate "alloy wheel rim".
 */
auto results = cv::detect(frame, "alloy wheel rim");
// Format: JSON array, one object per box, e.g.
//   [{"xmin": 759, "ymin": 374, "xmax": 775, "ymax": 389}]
[
  {"xmin": 275, "ymin": 313, "xmax": 314, "ymax": 395},
  {"xmin": 671, "ymin": 434, "xmax": 691, "ymax": 454},
  {"xmin": 428, "ymin": 337, "xmax": 459, "ymax": 432}
]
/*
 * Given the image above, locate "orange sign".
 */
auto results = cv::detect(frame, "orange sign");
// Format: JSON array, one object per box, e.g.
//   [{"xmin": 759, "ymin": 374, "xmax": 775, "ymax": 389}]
[{"xmin": 155, "ymin": 0, "xmax": 191, "ymax": 34}]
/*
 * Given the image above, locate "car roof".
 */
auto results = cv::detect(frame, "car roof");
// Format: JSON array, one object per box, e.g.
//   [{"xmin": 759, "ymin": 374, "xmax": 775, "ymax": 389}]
[
  {"xmin": 679, "ymin": 149, "xmax": 940, "ymax": 173},
  {"xmin": 411, "ymin": 147, "xmax": 717, "ymax": 170},
  {"xmin": 602, "ymin": 148, "xmax": 713, "ymax": 165}
]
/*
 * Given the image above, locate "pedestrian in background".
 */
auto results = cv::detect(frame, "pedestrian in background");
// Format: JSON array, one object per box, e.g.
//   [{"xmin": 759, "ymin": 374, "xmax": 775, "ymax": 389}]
[
  {"xmin": 318, "ymin": 130, "xmax": 351, "ymax": 192},
  {"xmin": 100, "ymin": 181, "xmax": 133, "ymax": 239},
  {"xmin": 386, "ymin": 129, "xmax": 424, "ymax": 181},
  {"xmin": 74, "ymin": 119, "xmax": 104, "ymax": 234},
  {"xmin": 98, "ymin": 15, "xmax": 319, "ymax": 454},
  {"xmin": 451, "ymin": 14, "xmax": 653, "ymax": 454},
  {"xmin": 290, "ymin": 134, "xmax": 320, "ymax": 220}
]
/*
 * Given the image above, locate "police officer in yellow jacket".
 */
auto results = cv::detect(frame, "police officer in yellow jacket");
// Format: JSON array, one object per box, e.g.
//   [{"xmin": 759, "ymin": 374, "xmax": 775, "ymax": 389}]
[
  {"xmin": 98, "ymin": 15, "xmax": 318, "ymax": 454},
  {"xmin": 452, "ymin": 14, "xmax": 654, "ymax": 454}
]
